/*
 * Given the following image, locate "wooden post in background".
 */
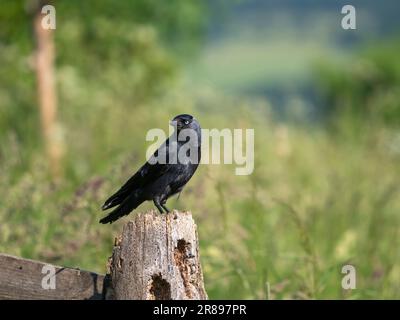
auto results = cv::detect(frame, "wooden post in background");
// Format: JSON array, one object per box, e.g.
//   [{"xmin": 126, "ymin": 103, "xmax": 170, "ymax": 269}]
[
  {"xmin": 107, "ymin": 210, "xmax": 208, "ymax": 300},
  {"xmin": 33, "ymin": 1, "xmax": 63, "ymax": 180}
]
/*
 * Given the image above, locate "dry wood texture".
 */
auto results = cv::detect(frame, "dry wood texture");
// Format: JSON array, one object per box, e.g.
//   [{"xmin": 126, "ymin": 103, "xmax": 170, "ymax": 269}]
[
  {"xmin": 0, "ymin": 254, "xmax": 105, "ymax": 300},
  {"xmin": 108, "ymin": 210, "xmax": 208, "ymax": 300}
]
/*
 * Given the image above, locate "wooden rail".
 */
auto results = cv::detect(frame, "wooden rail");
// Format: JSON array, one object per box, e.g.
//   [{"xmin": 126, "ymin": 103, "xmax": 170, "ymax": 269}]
[{"xmin": 0, "ymin": 254, "xmax": 106, "ymax": 300}]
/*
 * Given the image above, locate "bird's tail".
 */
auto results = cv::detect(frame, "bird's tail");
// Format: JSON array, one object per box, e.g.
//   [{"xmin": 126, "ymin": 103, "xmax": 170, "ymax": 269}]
[{"xmin": 99, "ymin": 194, "xmax": 144, "ymax": 224}]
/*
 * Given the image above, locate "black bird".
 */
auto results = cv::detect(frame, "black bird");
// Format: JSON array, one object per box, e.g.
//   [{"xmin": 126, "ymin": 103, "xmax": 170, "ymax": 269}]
[{"xmin": 99, "ymin": 114, "xmax": 201, "ymax": 224}]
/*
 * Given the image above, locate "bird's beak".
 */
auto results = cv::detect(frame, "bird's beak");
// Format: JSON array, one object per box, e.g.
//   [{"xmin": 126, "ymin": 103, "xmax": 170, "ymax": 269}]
[{"xmin": 170, "ymin": 119, "xmax": 183, "ymax": 129}]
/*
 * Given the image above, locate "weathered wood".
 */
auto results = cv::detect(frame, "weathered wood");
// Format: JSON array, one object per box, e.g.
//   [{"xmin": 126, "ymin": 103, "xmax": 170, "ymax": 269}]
[
  {"xmin": 0, "ymin": 211, "xmax": 207, "ymax": 300},
  {"xmin": 0, "ymin": 254, "xmax": 105, "ymax": 300},
  {"xmin": 108, "ymin": 210, "xmax": 208, "ymax": 300}
]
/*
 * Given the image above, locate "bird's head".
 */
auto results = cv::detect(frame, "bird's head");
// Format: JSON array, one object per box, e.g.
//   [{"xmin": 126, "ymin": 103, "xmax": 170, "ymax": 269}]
[{"xmin": 170, "ymin": 114, "xmax": 200, "ymax": 132}]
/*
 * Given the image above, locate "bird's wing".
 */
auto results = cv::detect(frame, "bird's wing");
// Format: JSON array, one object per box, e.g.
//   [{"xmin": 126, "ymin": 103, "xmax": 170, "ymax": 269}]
[{"xmin": 102, "ymin": 138, "xmax": 175, "ymax": 210}]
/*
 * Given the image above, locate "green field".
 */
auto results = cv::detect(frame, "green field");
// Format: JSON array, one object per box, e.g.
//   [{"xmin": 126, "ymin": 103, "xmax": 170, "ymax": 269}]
[{"xmin": 1, "ymin": 1, "xmax": 399, "ymax": 299}]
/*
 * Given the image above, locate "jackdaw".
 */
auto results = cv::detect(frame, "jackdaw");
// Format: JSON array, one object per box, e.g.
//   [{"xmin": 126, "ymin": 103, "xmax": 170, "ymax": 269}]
[{"xmin": 99, "ymin": 114, "xmax": 201, "ymax": 224}]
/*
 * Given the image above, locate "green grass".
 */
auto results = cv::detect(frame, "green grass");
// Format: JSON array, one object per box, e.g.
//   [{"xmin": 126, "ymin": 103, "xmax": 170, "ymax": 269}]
[{"xmin": 0, "ymin": 88, "xmax": 399, "ymax": 299}]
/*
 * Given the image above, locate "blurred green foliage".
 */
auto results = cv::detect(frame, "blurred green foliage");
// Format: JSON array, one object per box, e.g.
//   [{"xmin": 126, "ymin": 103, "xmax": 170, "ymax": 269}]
[
  {"xmin": 0, "ymin": 0, "xmax": 207, "ymax": 172},
  {"xmin": 316, "ymin": 39, "xmax": 400, "ymax": 127},
  {"xmin": 0, "ymin": 1, "xmax": 399, "ymax": 300}
]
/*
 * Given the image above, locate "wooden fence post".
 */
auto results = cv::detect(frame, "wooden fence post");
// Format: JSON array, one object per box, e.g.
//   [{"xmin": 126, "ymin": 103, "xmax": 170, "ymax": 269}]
[{"xmin": 106, "ymin": 210, "xmax": 208, "ymax": 300}]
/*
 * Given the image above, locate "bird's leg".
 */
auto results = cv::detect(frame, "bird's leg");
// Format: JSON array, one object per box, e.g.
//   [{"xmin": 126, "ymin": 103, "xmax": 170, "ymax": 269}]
[
  {"xmin": 159, "ymin": 197, "xmax": 171, "ymax": 213},
  {"xmin": 161, "ymin": 199, "xmax": 171, "ymax": 213},
  {"xmin": 153, "ymin": 198, "xmax": 165, "ymax": 214}
]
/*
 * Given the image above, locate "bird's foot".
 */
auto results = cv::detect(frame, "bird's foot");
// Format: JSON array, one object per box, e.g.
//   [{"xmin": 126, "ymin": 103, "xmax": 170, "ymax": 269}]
[{"xmin": 154, "ymin": 201, "xmax": 164, "ymax": 214}]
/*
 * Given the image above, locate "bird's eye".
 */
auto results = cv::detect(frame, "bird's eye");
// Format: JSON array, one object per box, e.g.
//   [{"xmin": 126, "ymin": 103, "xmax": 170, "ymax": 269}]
[{"xmin": 184, "ymin": 120, "xmax": 189, "ymax": 125}]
